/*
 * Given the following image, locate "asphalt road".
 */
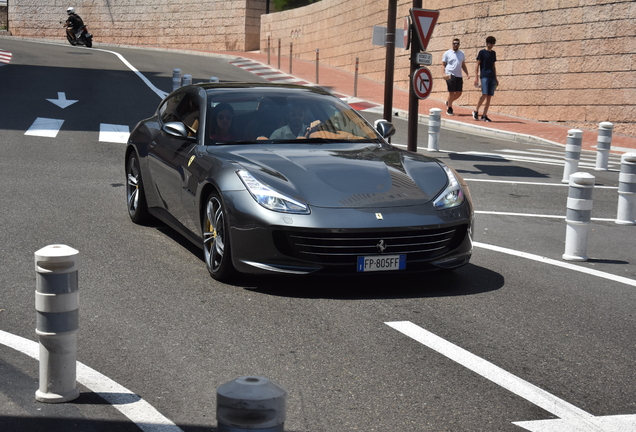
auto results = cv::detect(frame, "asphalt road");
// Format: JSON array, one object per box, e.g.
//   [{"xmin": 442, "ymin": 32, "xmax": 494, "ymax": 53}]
[{"xmin": 1, "ymin": 38, "xmax": 635, "ymax": 432}]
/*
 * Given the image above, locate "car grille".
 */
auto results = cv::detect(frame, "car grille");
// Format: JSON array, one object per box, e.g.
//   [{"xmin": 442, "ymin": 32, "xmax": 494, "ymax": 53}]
[{"xmin": 273, "ymin": 225, "xmax": 467, "ymax": 265}]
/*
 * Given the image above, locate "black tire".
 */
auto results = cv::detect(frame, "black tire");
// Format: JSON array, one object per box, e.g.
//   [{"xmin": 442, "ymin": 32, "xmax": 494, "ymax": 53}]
[
  {"xmin": 126, "ymin": 152, "xmax": 150, "ymax": 224},
  {"xmin": 84, "ymin": 37, "xmax": 92, "ymax": 48},
  {"xmin": 202, "ymin": 192, "xmax": 236, "ymax": 281}
]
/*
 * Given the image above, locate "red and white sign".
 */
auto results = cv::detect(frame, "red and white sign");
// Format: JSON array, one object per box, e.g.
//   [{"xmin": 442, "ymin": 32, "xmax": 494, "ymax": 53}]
[
  {"xmin": 412, "ymin": 67, "xmax": 433, "ymax": 99},
  {"xmin": 403, "ymin": 16, "xmax": 411, "ymax": 50},
  {"xmin": 410, "ymin": 8, "xmax": 439, "ymax": 51}
]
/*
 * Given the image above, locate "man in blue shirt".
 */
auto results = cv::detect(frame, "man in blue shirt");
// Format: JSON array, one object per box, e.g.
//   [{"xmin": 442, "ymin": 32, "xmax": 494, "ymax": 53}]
[{"xmin": 473, "ymin": 36, "xmax": 499, "ymax": 122}]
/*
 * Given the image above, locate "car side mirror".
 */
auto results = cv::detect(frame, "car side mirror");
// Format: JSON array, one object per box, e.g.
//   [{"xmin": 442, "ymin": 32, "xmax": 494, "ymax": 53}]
[
  {"xmin": 163, "ymin": 122, "xmax": 189, "ymax": 138},
  {"xmin": 374, "ymin": 119, "xmax": 396, "ymax": 139}
]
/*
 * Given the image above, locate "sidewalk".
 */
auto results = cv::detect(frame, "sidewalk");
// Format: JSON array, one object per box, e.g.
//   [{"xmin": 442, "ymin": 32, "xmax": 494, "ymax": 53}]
[{"xmin": 223, "ymin": 50, "xmax": 636, "ymax": 154}]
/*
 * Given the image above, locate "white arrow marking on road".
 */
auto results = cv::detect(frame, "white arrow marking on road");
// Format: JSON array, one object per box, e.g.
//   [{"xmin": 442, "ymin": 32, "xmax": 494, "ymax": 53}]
[
  {"xmin": 99, "ymin": 123, "xmax": 130, "ymax": 143},
  {"xmin": 386, "ymin": 321, "xmax": 636, "ymax": 431},
  {"xmin": 46, "ymin": 92, "xmax": 79, "ymax": 109},
  {"xmin": 25, "ymin": 117, "xmax": 65, "ymax": 137}
]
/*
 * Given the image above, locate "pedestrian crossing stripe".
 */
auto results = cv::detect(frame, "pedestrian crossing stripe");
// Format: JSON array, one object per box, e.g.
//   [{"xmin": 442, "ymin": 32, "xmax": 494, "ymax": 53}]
[
  {"xmin": 99, "ymin": 123, "xmax": 130, "ymax": 143},
  {"xmin": 25, "ymin": 118, "xmax": 130, "ymax": 143},
  {"xmin": 25, "ymin": 118, "xmax": 65, "ymax": 137},
  {"xmin": 0, "ymin": 50, "xmax": 12, "ymax": 65}
]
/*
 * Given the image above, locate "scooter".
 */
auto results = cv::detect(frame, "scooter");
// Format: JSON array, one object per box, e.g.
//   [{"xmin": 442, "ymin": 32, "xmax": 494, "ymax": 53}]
[{"xmin": 65, "ymin": 25, "xmax": 93, "ymax": 48}]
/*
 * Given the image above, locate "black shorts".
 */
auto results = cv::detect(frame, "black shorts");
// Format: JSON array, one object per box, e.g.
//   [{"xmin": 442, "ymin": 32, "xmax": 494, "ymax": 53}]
[{"xmin": 446, "ymin": 75, "xmax": 463, "ymax": 92}]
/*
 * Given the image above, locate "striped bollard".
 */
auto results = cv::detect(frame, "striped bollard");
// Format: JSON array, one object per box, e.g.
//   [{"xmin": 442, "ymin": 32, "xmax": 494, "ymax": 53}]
[
  {"xmin": 616, "ymin": 152, "xmax": 636, "ymax": 225},
  {"xmin": 595, "ymin": 122, "xmax": 613, "ymax": 171},
  {"xmin": 35, "ymin": 245, "xmax": 80, "ymax": 403},
  {"xmin": 562, "ymin": 129, "xmax": 583, "ymax": 183},
  {"xmin": 172, "ymin": 68, "xmax": 181, "ymax": 91},
  {"xmin": 182, "ymin": 74, "xmax": 192, "ymax": 86},
  {"xmin": 217, "ymin": 376, "xmax": 287, "ymax": 432},
  {"xmin": 563, "ymin": 173, "xmax": 595, "ymax": 261},
  {"xmin": 427, "ymin": 108, "xmax": 442, "ymax": 152}
]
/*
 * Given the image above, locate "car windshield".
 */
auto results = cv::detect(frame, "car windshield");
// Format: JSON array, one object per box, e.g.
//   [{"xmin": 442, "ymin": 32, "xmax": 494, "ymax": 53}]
[{"xmin": 205, "ymin": 87, "xmax": 382, "ymax": 145}]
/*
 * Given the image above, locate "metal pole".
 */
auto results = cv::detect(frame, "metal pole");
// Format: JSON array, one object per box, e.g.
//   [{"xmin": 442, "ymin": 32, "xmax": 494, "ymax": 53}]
[
  {"xmin": 427, "ymin": 108, "xmax": 442, "ymax": 151},
  {"xmin": 383, "ymin": 0, "xmax": 398, "ymax": 123},
  {"xmin": 217, "ymin": 376, "xmax": 287, "ymax": 432},
  {"xmin": 595, "ymin": 121, "xmax": 613, "ymax": 171},
  {"xmin": 616, "ymin": 152, "xmax": 636, "ymax": 225},
  {"xmin": 354, "ymin": 57, "xmax": 359, "ymax": 97},
  {"xmin": 278, "ymin": 39, "xmax": 281, "ymax": 69},
  {"xmin": 35, "ymin": 244, "xmax": 80, "ymax": 403},
  {"xmin": 267, "ymin": 36, "xmax": 271, "ymax": 65},
  {"xmin": 316, "ymin": 49, "xmax": 319, "ymax": 84},
  {"xmin": 407, "ymin": 0, "xmax": 423, "ymax": 152},
  {"xmin": 562, "ymin": 129, "xmax": 583, "ymax": 183},
  {"xmin": 563, "ymin": 173, "xmax": 595, "ymax": 261},
  {"xmin": 290, "ymin": 42, "xmax": 293, "ymax": 74},
  {"xmin": 172, "ymin": 68, "xmax": 181, "ymax": 91}
]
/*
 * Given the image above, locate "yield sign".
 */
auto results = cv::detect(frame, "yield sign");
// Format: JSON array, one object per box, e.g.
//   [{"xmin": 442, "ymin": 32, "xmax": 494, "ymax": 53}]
[
  {"xmin": 412, "ymin": 67, "xmax": 433, "ymax": 99},
  {"xmin": 410, "ymin": 8, "xmax": 440, "ymax": 51}
]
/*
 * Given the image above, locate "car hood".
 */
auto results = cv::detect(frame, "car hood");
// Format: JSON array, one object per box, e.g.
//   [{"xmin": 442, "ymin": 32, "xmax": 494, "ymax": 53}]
[{"xmin": 219, "ymin": 143, "xmax": 448, "ymax": 208}]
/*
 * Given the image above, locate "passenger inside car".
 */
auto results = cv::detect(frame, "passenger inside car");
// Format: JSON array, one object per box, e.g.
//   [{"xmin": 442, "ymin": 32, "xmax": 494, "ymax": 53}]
[{"xmin": 209, "ymin": 103, "xmax": 238, "ymax": 142}]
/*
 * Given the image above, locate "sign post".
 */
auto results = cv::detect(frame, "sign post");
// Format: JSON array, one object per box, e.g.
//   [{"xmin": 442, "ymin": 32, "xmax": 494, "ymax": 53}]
[{"xmin": 407, "ymin": 5, "xmax": 439, "ymax": 152}]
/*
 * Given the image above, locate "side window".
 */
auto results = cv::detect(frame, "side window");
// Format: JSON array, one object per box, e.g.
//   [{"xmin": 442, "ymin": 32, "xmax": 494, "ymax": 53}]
[
  {"xmin": 159, "ymin": 94, "xmax": 182, "ymax": 124},
  {"xmin": 159, "ymin": 92, "xmax": 200, "ymax": 137}
]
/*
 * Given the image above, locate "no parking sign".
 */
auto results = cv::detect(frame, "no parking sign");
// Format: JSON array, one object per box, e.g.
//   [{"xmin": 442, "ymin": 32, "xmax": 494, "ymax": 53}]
[{"xmin": 412, "ymin": 67, "xmax": 433, "ymax": 99}]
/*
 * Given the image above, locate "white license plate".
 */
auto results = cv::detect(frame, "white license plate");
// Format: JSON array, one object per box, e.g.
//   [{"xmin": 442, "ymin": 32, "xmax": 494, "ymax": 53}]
[{"xmin": 357, "ymin": 255, "xmax": 406, "ymax": 272}]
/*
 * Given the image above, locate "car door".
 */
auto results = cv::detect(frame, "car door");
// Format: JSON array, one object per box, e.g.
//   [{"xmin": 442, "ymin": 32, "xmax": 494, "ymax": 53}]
[{"xmin": 147, "ymin": 89, "xmax": 201, "ymax": 226}]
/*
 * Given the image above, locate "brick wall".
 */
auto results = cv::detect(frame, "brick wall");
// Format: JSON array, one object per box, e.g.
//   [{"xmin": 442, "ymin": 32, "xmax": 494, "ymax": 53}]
[
  {"xmin": 7, "ymin": 0, "xmax": 266, "ymax": 51},
  {"xmin": 261, "ymin": 0, "xmax": 636, "ymax": 137}
]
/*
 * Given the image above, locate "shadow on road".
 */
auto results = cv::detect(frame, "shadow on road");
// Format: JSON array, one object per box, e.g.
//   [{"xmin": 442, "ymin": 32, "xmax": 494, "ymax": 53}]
[{"xmin": 237, "ymin": 263, "xmax": 504, "ymax": 300}]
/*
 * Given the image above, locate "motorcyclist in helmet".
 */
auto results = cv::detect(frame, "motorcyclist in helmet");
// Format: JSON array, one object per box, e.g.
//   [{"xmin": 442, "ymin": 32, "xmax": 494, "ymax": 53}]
[{"xmin": 64, "ymin": 7, "xmax": 84, "ymax": 45}]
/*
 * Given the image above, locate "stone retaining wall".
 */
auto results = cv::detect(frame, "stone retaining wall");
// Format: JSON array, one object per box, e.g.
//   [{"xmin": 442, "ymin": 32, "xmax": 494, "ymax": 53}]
[
  {"xmin": 261, "ymin": 0, "xmax": 636, "ymax": 136},
  {"xmin": 7, "ymin": 0, "xmax": 266, "ymax": 51},
  {"xmin": 6, "ymin": 0, "xmax": 635, "ymax": 135}
]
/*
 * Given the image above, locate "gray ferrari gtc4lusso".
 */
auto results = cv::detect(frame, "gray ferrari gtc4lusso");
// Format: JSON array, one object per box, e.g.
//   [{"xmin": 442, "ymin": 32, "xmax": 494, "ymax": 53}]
[{"xmin": 125, "ymin": 83, "xmax": 473, "ymax": 281}]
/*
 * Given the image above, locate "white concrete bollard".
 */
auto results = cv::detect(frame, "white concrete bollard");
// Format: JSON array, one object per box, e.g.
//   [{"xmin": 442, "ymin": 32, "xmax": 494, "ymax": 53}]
[
  {"xmin": 172, "ymin": 68, "xmax": 181, "ymax": 91},
  {"xmin": 427, "ymin": 108, "xmax": 442, "ymax": 152},
  {"xmin": 182, "ymin": 74, "xmax": 192, "ymax": 86},
  {"xmin": 562, "ymin": 129, "xmax": 583, "ymax": 183},
  {"xmin": 34, "ymin": 245, "xmax": 80, "ymax": 403},
  {"xmin": 210, "ymin": 77, "xmax": 220, "ymax": 83},
  {"xmin": 616, "ymin": 152, "xmax": 636, "ymax": 225},
  {"xmin": 595, "ymin": 122, "xmax": 613, "ymax": 171},
  {"xmin": 217, "ymin": 376, "xmax": 287, "ymax": 432},
  {"xmin": 563, "ymin": 173, "xmax": 595, "ymax": 261}
]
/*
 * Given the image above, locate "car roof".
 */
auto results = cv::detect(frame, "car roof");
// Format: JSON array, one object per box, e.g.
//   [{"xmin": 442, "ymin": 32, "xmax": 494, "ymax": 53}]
[{"xmin": 193, "ymin": 82, "xmax": 334, "ymax": 97}]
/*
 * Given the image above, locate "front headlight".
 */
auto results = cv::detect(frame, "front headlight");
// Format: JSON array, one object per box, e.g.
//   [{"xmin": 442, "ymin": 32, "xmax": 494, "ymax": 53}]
[
  {"xmin": 237, "ymin": 170, "xmax": 310, "ymax": 214},
  {"xmin": 433, "ymin": 165, "xmax": 465, "ymax": 210}
]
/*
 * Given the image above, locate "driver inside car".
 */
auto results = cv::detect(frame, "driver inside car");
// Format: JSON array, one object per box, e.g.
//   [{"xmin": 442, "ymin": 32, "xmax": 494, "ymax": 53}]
[{"xmin": 270, "ymin": 104, "xmax": 308, "ymax": 140}]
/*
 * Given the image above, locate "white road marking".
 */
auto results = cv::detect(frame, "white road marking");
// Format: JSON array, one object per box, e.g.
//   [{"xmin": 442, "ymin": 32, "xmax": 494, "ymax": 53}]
[
  {"xmin": 92, "ymin": 48, "xmax": 169, "ymax": 99},
  {"xmin": 464, "ymin": 178, "xmax": 618, "ymax": 190},
  {"xmin": 474, "ymin": 241, "xmax": 636, "ymax": 288},
  {"xmin": 99, "ymin": 123, "xmax": 130, "ymax": 143},
  {"xmin": 386, "ymin": 321, "xmax": 636, "ymax": 431},
  {"xmin": 475, "ymin": 210, "xmax": 617, "ymax": 222},
  {"xmin": 0, "ymin": 330, "xmax": 183, "ymax": 432},
  {"xmin": 46, "ymin": 92, "xmax": 79, "ymax": 109},
  {"xmin": 25, "ymin": 117, "xmax": 64, "ymax": 137}
]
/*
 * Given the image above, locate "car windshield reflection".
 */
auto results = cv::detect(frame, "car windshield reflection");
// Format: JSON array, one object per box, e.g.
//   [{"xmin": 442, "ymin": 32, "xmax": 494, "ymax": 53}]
[{"xmin": 205, "ymin": 89, "xmax": 382, "ymax": 145}]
